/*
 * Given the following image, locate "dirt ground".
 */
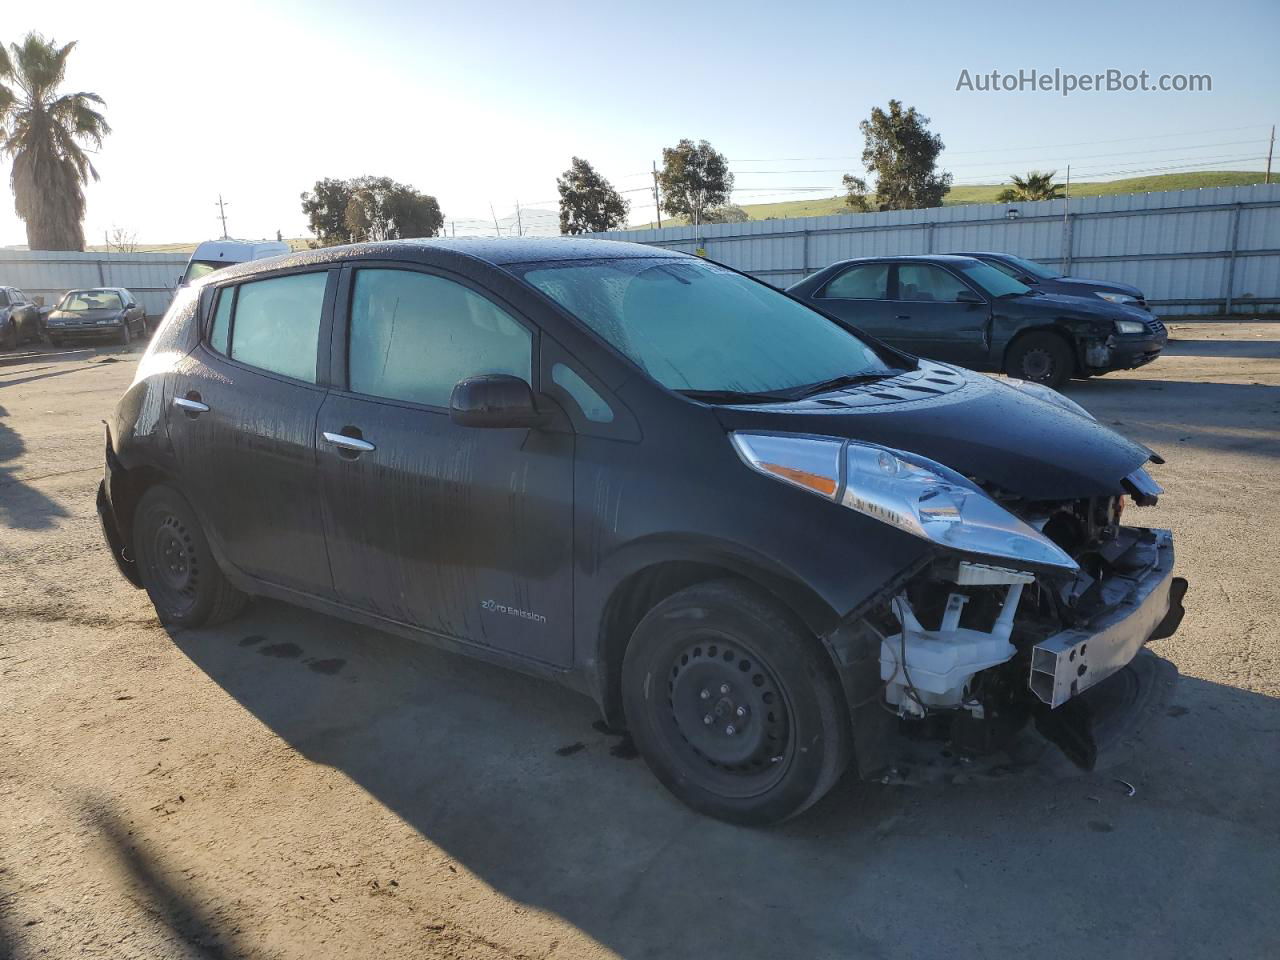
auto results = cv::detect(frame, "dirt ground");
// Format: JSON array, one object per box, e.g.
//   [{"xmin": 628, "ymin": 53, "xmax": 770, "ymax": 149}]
[{"xmin": 1, "ymin": 324, "xmax": 1277, "ymax": 960}]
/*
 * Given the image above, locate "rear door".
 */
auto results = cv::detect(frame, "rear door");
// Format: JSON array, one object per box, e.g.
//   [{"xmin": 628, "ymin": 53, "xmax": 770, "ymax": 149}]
[
  {"xmin": 316, "ymin": 264, "xmax": 575, "ymax": 666},
  {"xmin": 166, "ymin": 269, "xmax": 336, "ymax": 594},
  {"xmin": 889, "ymin": 263, "xmax": 990, "ymax": 366},
  {"xmin": 811, "ymin": 262, "xmax": 896, "ymax": 338}
]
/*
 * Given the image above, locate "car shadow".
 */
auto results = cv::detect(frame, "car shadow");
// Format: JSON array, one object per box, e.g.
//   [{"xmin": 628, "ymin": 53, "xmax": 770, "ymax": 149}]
[
  {"xmin": 167, "ymin": 599, "xmax": 1280, "ymax": 958},
  {"xmin": 1062, "ymin": 378, "xmax": 1280, "ymax": 460},
  {"xmin": 0, "ymin": 404, "xmax": 70, "ymax": 531},
  {"xmin": 1164, "ymin": 338, "xmax": 1280, "ymax": 359}
]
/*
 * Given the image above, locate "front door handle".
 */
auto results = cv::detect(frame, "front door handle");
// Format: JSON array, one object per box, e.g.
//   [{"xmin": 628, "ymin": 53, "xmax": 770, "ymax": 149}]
[
  {"xmin": 895, "ymin": 314, "xmax": 911, "ymax": 320},
  {"xmin": 322, "ymin": 431, "xmax": 376, "ymax": 454},
  {"xmin": 173, "ymin": 396, "xmax": 209, "ymax": 415}
]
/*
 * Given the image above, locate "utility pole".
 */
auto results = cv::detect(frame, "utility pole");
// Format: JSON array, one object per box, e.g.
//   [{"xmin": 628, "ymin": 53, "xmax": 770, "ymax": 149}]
[
  {"xmin": 1266, "ymin": 125, "xmax": 1275, "ymax": 185},
  {"xmin": 1060, "ymin": 165, "xmax": 1072, "ymax": 273},
  {"xmin": 489, "ymin": 203, "xmax": 501, "ymax": 236},
  {"xmin": 515, "ymin": 200, "xmax": 524, "ymax": 237},
  {"xmin": 450, "ymin": 221, "xmax": 456, "ymax": 238},
  {"xmin": 652, "ymin": 161, "xmax": 664, "ymax": 229},
  {"xmin": 216, "ymin": 194, "xmax": 230, "ymax": 239}
]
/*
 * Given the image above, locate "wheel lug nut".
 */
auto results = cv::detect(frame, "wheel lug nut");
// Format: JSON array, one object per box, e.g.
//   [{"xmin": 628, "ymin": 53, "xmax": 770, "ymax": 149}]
[
  {"xmin": 703, "ymin": 714, "xmax": 713, "ymax": 725},
  {"xmin": 736, "ymin": 706, "xmax": 747, "ymax": 718},
  {"xmin": 725, "ymin": 724, "xmax": 736, "ymax": 735},
  {"xmin": 719, "ymin": 684, "xmax": 730, "ymax": 695},
  {"xmin": 699, "ymin": 689, "xmax": 710, "ymax": 700}
]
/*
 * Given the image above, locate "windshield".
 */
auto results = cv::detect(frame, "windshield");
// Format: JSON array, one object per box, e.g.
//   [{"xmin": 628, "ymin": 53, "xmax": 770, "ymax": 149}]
[
  {"xmin": 59, "ymin": 291, "xmax": 123, "ymax": 311},
  {"xmin": 183, "ymin": 260, "xmax": 228, "ymax": 285},
  {"xmin": 955, "ymin": 261, "xmax": 1031, "ymax": 298},
  {"xmin": 516, "ymin": 257, "xmax": 897, "ymax": 395},
  {"xmin": 1002, "ymin": 254, "xmax": 1063, "ymax": 281}
]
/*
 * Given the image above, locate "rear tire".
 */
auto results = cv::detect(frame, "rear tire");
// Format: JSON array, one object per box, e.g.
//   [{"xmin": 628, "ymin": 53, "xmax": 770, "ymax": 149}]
[
  {"xmin": 48, "ymin": 336, "xmax": 62, "ymax": 348},
  {"xmin": 621, "ymin": 579, "xmax": 849, "ymax": 825},
  {"xmin": 1005, "ymin": 331, "xmax": 1074, "ymax": 388},
  {"xmin": 132, "ymin": 485, "xmax": 247, "ymax": 628}
]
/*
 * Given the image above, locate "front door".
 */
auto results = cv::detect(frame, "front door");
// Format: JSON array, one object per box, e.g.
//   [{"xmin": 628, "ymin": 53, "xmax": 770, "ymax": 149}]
[
  {"xmin": 889, "ymin": 263, "xmax": 990, "ymax": 367},
  {"xmin": 317, "ymin": 265, "xmax": 575, "ymax": 666},
  {"xmin": 167, "ymin": 269, "xmax": 335, "ymax": 594}
]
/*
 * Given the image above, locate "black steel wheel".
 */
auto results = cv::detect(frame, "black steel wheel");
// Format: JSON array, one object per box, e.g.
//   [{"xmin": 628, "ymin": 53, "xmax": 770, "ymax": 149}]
[
  {"xmin": 0, "ymin": 319, "xmax": 16, "ymax": 351},
  {"xmin": 1005, "ymin": 331, "xmax": 1074, "ymax": 388},
  {"xmin": 622, "ymin": 579, "xmax": 849, "ymax": 824},
  {"xmin": 132, "ymin": 485, "xmax": 246, "ymax": 628}
]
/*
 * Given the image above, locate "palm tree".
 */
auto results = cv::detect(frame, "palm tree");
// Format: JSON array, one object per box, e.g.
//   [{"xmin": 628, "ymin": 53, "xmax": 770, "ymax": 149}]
[
  {"xmin": 0, "ymin": 33, "xmax": 110, "ymax": 251},
  {"xmin": 996, "ymin": 170, "xmax": 1064, "ymax": 203}
]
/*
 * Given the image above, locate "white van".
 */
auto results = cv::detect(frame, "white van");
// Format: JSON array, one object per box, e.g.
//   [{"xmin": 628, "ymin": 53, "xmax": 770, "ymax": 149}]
[{"xmin": 179, "ymin": 239, "xmax": 292, "ymax": 286}]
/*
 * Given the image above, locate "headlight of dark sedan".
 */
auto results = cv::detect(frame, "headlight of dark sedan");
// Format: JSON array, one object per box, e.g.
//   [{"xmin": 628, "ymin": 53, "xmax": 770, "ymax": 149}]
[{"xmin": 1114, "ymin": 319, "xmax": 1147, "ymax": 335}]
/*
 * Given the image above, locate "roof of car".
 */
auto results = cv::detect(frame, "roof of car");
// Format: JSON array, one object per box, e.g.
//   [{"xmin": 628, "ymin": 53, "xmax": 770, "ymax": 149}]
[
  {"xmin": 202, "ymin": 236, "xmax": 683, "ymax": 286},
  {"xmin": 828, "ymin": 254, "xmax": 983, "ymax": 267},
  {"xmin": 948, "ymin": 251, "xmax": 1010, "ymax": 258},
  {"xmin": 64, "ymin": 287, "xmax": 129, "ymax": 295}
]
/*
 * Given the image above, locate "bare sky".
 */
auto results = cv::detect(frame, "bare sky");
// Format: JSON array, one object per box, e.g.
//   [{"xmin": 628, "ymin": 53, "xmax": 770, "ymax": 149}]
[{"xmin": 2, "ymin": 0, "xmax": 1277, "ymax": 245}]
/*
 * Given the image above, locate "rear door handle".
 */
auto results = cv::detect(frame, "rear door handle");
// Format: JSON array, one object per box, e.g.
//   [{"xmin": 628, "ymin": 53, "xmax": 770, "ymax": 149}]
[
  {"xmin": 322, "ymin": 431, "xmax": 376, "ymax": 453},
  {"xmin": 173, "ymin": 396, "xmax": 209, "ymax": 414},
  {"xmin": 895, "ymin": 314, "xmax": 911, "ymax": 320}
]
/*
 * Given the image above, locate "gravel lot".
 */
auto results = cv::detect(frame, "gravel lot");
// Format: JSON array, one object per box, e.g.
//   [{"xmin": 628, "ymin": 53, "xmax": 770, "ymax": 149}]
[{"xmin": 2, "ymin": 324, "xmax": 1278, "ymax": 960}]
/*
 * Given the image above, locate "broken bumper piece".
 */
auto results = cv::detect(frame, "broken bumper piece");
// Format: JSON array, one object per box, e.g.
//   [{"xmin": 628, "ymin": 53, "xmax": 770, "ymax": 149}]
[{"xmin": 1029, "ymin": 529, "xmax": 1185, "ymax": 708}]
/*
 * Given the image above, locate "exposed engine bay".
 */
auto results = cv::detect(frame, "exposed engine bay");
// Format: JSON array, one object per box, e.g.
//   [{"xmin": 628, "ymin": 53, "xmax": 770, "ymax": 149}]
[{"xmin": 866, "ymin": 487, "xmax": 1188, "ymax": 771}]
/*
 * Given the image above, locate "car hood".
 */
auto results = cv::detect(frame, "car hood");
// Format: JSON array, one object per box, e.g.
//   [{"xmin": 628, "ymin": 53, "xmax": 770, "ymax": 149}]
[
  {"xmin": 1007, "ymin": 291, "xmax": 1149, "ymax": 323},
  {"xmin": 49, "ymin": 309, "xmax": 121, "ymax": 322},
  {"xmin": 1049, "ymin": 275, "xmax": 1145, "ymax": 299},
  {"xmin": 712, "ymin": 361, "xmax": 1154, "ymax": 500}
]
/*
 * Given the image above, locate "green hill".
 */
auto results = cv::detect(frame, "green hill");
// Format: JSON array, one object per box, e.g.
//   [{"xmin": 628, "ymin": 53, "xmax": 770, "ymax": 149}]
[{"xmin": 625, "ymin": 170, "xmax": 1269, "ymax": 230}]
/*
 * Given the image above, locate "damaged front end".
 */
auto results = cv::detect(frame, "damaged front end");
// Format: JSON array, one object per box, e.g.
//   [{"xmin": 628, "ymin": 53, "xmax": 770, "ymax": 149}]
[
  {"xmin": 866, "ymin": 484, "xmax": 1187, "ymax": 774},
  {"xmin": 730, "ymin": 430, "xmax": 1187, "ymax": 779}
]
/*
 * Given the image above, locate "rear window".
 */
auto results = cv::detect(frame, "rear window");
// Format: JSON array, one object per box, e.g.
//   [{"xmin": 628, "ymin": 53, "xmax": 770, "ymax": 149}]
[{"xmin": 211, "ymin": 272, "xmax": 328, "ymax": 382}]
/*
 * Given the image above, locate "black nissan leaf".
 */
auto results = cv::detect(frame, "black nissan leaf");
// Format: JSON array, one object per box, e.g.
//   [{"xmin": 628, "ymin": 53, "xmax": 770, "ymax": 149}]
[{"xmin": 98, "ymin": 238, "xmax": 1186, "ymax": 824}]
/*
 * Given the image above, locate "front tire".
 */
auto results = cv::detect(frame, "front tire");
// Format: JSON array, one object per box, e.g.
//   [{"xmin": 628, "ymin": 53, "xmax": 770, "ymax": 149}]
[
  {"xmin": 0, "ymin": 320, "xmax": 16, "ymax": 351},
  {"xmin": 622, "ymin": 580, "xmax": 849, "ymax": 825},
  {"xmin": 1005, "ymin": 331, "xmax": 1074, "ymax": 388},
  {"xmin": 133, "ymin": 485, "xmax": 246, "ymax": 628},
  {"xmin": 118, "ymin": 322, "xmax": 132, "ymax": 347}
]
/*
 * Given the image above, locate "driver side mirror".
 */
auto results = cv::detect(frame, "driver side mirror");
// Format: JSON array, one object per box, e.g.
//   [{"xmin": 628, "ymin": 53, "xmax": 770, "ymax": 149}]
[
  {"xmin": 450, "ymin": 374, "xmax": 543, "ymax": 429},
  {"xmin": 955, "ymin": 289, "xmax": 984, "ymax": 305}
]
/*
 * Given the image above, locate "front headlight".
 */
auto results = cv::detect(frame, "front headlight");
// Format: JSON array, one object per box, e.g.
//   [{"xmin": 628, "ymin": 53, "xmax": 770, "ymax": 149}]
[
  {"xmin": 730, "ymin": 433, "xmax": 1078, "ymax": 572},
  {"xmin": 1097, "ymin": 292, "xmax": 1139, "ymax": 306},
  {"xmin": 1113, "ymin": 319, "xmax": 1147, "ymax": 335}
]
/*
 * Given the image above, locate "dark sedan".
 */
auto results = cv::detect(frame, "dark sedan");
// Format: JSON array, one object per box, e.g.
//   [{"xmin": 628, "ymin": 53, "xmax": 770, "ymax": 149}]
[
  {"xmin": 787, "ymin": 255, "xmax": 1165, "ymax": 388},
  {"xmin": 0, "ymin": 286, "xmax": 41, "ymax": 350},
  {"xmin": 952, "ymin": 251, "xmax": 1150, "ymax": 310},
  {"xmin": 45, "ymin": 288, "xmax": 148, "ymax": 346}
]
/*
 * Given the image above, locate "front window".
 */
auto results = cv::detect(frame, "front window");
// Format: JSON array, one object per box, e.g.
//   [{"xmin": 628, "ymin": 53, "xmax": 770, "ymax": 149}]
[
  {"xmin": 347, "ymin": 268, "xmax": 532, "ymax": 408},
  {"xmin": 515, "ymin": 257, "xmax": 897, "ymax": 397},
  {"xmin": 59, "ymin": 291, "xmax": 124, "ymax": 311},
  {"xmin": 897, "ymin": 264, "xmax": 972, "ymax": 302},
  {"xmin": 953, "ymin": 261, "xmax": 1031, "ymax": 298},
  {"xmin": 183, "ymin": 260, "xmax": 227, "ymax": 285}
]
